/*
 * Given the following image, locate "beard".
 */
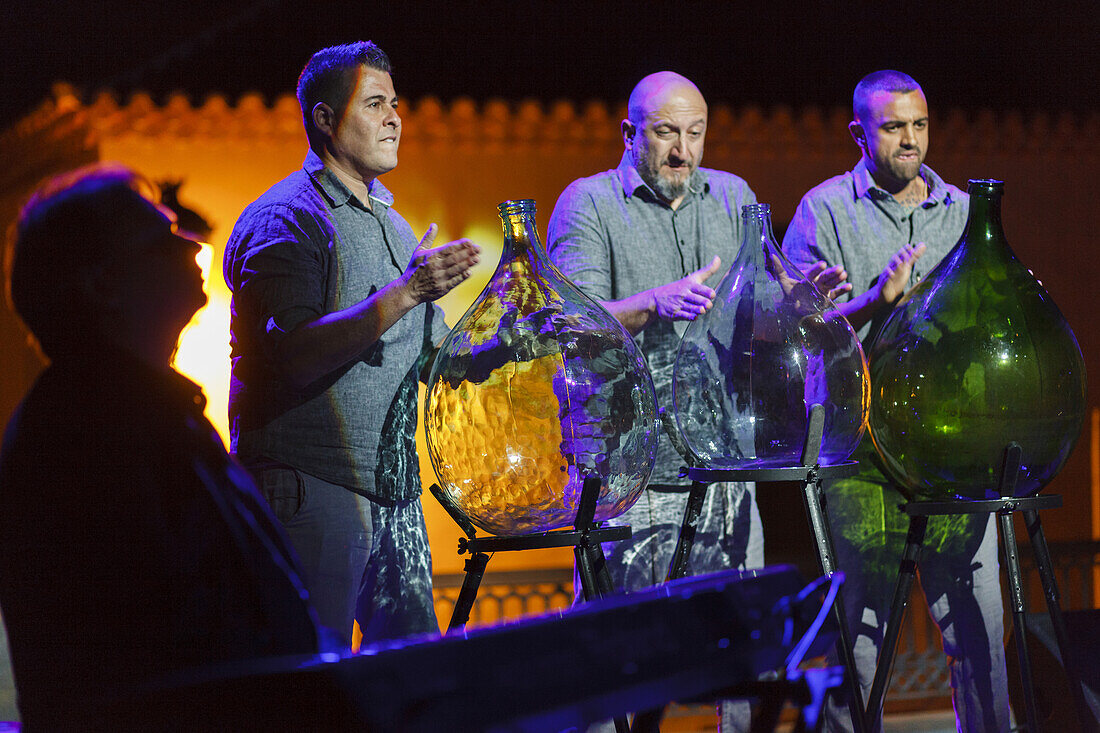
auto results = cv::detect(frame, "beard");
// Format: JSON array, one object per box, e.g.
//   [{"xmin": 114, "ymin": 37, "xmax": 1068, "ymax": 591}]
[
  {"xmin": 649, "ymin": 171, "xmax": 689, "ymax": 202},
  {"xmin": 633, "ymin": 147, "xmax": 692, "ymax": 203},
  {"xmin": 885, "ymin": 148, "xmax": 924, "ymax": 184}
]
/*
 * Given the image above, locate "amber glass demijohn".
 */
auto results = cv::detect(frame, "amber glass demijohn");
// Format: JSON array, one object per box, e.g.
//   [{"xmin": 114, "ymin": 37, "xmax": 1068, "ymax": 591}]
[
  {"xmin": 673, "ymin": 203, "xmax": 870, "ymax": 468},
  {"xmin": 868, "ymin": 180, "xmax": 1087, "ymax": 501},
  {"xmin": 423, "ymin": 200, "xmax": 659, "ymax": 535}
]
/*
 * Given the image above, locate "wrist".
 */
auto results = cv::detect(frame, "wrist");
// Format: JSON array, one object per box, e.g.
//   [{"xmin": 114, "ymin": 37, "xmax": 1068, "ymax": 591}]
[{"xmin": 386, "ymin": 276, "xmax": 419, "ymax": 313}]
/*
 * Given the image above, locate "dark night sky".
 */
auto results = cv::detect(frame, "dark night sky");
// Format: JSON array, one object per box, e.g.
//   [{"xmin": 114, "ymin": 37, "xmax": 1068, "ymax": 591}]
[{"xmin": 3, "ymin": 0, "xmax": 1098, "ymax": 128}]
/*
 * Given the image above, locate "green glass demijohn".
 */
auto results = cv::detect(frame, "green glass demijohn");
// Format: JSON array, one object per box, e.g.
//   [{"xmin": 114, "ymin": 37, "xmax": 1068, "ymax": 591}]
[
  {"xmin": 672, "ymin": 203, "xmax": 870, "ymax": 468},
  {"xmin": 868, "ymin": 180, "xmax": 1087, "ymax": 501},
  {"xmin": 423, "ymin": 200, "xmax": 659, "ymax": 536}
]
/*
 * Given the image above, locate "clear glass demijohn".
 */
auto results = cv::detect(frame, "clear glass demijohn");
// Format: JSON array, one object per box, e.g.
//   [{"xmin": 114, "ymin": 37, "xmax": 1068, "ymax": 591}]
[
  {"xmin": 673, "ymin": 203, "xmax": 870, "ymax": 468},
  {"xmin": 424, "ymin": 199, "xmax": 659, "ymax": 536}
]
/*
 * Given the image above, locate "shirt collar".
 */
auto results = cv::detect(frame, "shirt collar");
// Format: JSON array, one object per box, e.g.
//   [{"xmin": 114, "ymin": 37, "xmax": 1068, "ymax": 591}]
[
  {"xmin": 303, "ymin": 149, "xmax": 395, "ymax": 210},
  {"xmin": 615, "ymin": 150, "xmax": 709, "ymax": 203},
  {"xmin": 852, "ymin": 157, "xmax": 954, "ymax": 208}
]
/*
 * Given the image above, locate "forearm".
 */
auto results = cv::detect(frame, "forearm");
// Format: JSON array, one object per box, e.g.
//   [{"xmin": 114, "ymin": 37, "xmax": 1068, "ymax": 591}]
[
  {"xmin": 834, "ymin": 286, "xmax": 890, "ymax": 333},
  {"xmin": 276, "ymin": 278, "xmax": 417, "ymax": 389},
  {"xmin": 601, "ymin": 290, "xmax": 657, "ymax": 336}
]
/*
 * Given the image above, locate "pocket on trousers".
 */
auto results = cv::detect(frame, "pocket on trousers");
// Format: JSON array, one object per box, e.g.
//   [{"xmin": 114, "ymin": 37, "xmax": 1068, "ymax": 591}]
[{"xmin": 258, "ymin": 466, "xmax": 305, "ymax": 524}]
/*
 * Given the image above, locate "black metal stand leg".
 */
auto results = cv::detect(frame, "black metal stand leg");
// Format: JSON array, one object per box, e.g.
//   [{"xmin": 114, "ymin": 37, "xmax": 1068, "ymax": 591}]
[
  {"xmin": 574, "ymin": 541, "xmax": 602, "ymax": 603},
  {"xmin": 999, "ymin": 510, "xmax": 1041, "ymax": 733},
  {"xmin": 865, "ymin": 515, "xmax": 927, "ymax": 733},
  {"xmin": 584, "ymin": 542, "xmax": 616, "ymax": 598},
  {"xmin": 666, "ymin": 480, "xmax": 709, "ymax": 582},
  {"xmin": 447, "ymin": 551, "xmax": 491, "ymax": 632},
  {"xmin": 803, "ymin": 476, "xmax": 867, "ymax": 733},
  {"xmin": 572, "ymin": 477, "xmax": 632, "ymax": 733},
  {"xmin": 575, "ymin": 476, "xmax": 611, "ymax": 604},
  {"xmin": 1023, "ymin": 508, "xmax": 1096, "ymax": 732}
]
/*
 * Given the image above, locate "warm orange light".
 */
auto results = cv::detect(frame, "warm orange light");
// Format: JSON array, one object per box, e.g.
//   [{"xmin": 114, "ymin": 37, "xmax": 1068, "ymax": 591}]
[{"xmin": 171, "ymin": 242, "xmax": 231, "ymax": 445}]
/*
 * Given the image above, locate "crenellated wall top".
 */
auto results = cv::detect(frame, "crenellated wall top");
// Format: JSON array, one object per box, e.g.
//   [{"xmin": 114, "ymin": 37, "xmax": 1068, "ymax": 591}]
[{"xmin": 4, "ymin": 83, "xmax": 1098, "ymax": 158}]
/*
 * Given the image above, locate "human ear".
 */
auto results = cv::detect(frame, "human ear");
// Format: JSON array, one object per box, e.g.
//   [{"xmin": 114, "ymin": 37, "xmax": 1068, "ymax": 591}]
[
  {"xmin": 622, "ymin": 119, "xmax": 635, "ymax": 149},
  {"xmin": 312, "ymin": 103, "xmax": 336, "ymax": 138},
  {"xmin": 848, "ymin": 121, "xmax": 866, "ymax": 147}
]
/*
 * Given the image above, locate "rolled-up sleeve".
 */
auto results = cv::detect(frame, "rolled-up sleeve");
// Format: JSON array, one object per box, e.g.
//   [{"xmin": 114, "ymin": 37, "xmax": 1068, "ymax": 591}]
[
  {"xmin": 224, "ymin": 203, "xmax": 330, "ymax": 357},
  {"xmin": 782, "ymin": 195, "xmax": 840, "ymax": 274},
  {"xmin": 546, "ymin": 182, "xmax": 614, "ymax": 301}
]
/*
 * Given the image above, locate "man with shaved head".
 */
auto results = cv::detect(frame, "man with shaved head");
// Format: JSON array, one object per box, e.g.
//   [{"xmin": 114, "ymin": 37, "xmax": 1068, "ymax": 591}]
[
  {"xmin": 548, "ymin": 71, "xmax": 763, "ymax": 730},
  {"xmin": 783, "ymin": 70, "xmax": 1010, "ymax": 732}
]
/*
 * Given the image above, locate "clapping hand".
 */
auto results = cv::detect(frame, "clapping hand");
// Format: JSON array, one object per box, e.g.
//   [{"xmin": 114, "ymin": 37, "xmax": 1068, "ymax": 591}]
[
  {"xmin": 652, "ymin": 255, "xmax": 724, "ymax": 321},
  {"xmin": 403, "ymin": 223, "xmax": 481, "ymax": 303}
]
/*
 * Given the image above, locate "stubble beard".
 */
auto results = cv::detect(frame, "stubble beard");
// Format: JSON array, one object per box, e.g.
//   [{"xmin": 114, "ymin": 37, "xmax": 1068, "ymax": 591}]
[{"xmin": 889, "ymin": 147, "xmax": 924, "ymax": 185}]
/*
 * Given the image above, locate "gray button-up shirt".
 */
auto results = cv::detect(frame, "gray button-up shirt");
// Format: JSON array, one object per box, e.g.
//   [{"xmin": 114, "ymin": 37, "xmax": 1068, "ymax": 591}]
[
  {"xmin": 547, "ymin": 152, "xmax": 757, "ymax": 485},
  {"xmin": 782, "ymin": 158, "xmax": 969, "ymax": 344},
  {"xmin": 223, "ymin": 150, "xmax": 447, "ymax": 500}
]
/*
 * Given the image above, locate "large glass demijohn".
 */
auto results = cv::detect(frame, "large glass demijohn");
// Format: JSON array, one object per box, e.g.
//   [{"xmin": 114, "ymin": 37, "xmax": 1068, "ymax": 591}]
[
  {"xmin": 869, "ymin": 180, "xmax": 1086, "ymax": 501},
  {"xmin": 424, "ymin": 199, "xmax": 659, "ymax": 536},
  {"xmin": 672, "ymin": 203, "xmax": 870, "ymax": 468}
]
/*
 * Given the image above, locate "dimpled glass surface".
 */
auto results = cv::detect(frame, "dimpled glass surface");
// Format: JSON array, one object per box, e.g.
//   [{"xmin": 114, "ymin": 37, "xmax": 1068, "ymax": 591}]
[
  {"xmin": 869, "ymin": 180, "xmax": 1087, "ymax": 501},
  {"xmin": 424, "ymin": 200, "xmax": 658, "ymax": 535},
  {"xmin": 673, "ymin": 204, "xmax": 869, "ymax": 469}
]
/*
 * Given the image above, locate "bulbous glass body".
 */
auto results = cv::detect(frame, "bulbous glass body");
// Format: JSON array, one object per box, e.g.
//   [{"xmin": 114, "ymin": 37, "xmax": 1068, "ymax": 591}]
[
  {"xmin": 424, "ymin": 200, "xmax": 659, "ymax": 535},
  {"xmin": 869, "ymin": 180, "xmax": 1087, "ymax": 501},
  {"xmin": 673, "ymin": 204, "xmax": 870, "ymax": 468}
]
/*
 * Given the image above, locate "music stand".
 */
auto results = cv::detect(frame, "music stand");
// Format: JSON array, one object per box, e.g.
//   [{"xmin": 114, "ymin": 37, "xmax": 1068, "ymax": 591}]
[
  {"xmin": 864, "ymin": 442, "xmax": 1095, "ymax": 733},
  {"xmin": 431, "ymin": 476, "xmax": 633, "ymax": 733},
  {"xmin": 664, "ymin": 404, "xmax": 868, "ymax": 733},
  {"xmin": 430, "ymin": 476, "xmax": 630, "ymax": 631}
]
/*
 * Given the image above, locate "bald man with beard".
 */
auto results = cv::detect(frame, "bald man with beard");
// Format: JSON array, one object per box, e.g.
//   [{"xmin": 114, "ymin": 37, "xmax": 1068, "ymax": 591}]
[{"xmin": 547, "ymin": 71, "xmax": 763, "ymax": 732}]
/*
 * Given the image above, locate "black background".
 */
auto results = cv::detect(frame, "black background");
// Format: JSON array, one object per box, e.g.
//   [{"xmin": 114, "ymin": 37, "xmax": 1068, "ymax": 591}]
[{"xmin": 4, "ymin": 0, "xmax": 1097, "ymax": 127}]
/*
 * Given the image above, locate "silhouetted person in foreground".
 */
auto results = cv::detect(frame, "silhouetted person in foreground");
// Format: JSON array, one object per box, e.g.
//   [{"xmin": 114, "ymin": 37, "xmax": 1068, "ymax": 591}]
[{"xmin": 0, "ymin": 166, "xmax": 325, "ymax": 729}]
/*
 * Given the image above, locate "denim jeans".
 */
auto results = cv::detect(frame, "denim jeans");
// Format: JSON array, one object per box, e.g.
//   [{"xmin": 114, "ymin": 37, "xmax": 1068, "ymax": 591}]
[
  {"xmin": 588, "ymin": 481, "xmax": 765, "ymax": 733},
  {"xmin": 255, "ymin": 465, "xmax": 438, "ymax": 646}
]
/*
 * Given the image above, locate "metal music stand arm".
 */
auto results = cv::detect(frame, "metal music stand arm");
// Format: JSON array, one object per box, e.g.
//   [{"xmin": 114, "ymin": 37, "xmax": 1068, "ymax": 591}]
[
  {"xmin": 1021, "ymin": 502, "xmax": 1096, "ymax": 732},
  {"xmin": 433, "ymin": 480, "xmax": 631, "ymax": 732},
  {"xmin": 574, "ymin": 476, "xmax": 615, "ymax": 602},
  {"xmin": 995, "ymin": 443, "xmax": 1044, "ymax": 733},
  {"xmin": 661, "ymin": 407, "xmax": 705, "ymax": 583},
  {"xmin": 864, "ymin": 442, "xmax": 1095, "ymax": 733},
  {"xmin": 798, "ymin": 404, "xmax": 867, "ymax": 733},
  {"xmin": 666, "ymin": 404, "xmax": 867, "ymax": 733},
  {"xmin": 864, "ymin": 446, "xmax": 1026, "ymax": 732},
  {"xmin": 429, "ymin": 484, "xmax": 489, "ymax": 632},
  {"xmin": 862, "ymin": 514, "xmax": 927, "ymax": 732}
]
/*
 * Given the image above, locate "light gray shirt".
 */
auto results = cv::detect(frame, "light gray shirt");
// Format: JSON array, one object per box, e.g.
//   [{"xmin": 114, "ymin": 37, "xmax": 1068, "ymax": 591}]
[
  {"xmin": 546, "ymin": 151, "xmax": 757, "ymax": 485},
  {"xmin": 782, "ymin": 158, "xmax": 969, "ymax": 343},
  {"xmin": 224, "ymin": 151, "xmax": 448, "ymax": 500}
]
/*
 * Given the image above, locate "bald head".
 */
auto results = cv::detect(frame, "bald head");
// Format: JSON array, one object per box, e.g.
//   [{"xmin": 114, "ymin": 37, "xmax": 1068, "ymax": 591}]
[
  {"xmin": 627, "ymin": 72, "xmax": 707, "ymax": 127},
  {"xmin": 623, "ymin": 72, "xmax": 708, "ymax": 208}
]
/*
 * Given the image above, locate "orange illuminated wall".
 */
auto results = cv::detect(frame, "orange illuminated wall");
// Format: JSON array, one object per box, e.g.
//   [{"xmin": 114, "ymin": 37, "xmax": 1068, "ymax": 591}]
[{"xmin": 1, "ymin": 86, "xmax": 1098, "ymax": 571}]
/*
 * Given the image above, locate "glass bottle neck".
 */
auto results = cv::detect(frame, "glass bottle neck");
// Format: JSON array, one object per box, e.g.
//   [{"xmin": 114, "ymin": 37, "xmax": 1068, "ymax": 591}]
[
  {"xmin": 501, "ymin": 213, "xmax": 545, "ymax": 262},
  {"xmin": 962, "ymin": 188, "xmax": 1005, "ymax": 249},
  {"xmin": 741, "ymin": 205, "xmax": 777, "ymax": 246}
]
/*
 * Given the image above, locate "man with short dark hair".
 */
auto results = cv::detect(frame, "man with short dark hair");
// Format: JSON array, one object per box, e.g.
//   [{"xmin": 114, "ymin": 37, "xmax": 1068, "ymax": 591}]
[
  {"xmin": 224, "ymin": 41, "xmax": 479, "ymax": 646},
  {"xmin": 0, "ymin": 165, "xmax": 324, "ymax": 727},
  {"xmin": 783, "ymin": 70, "xmax": 1010, "ymax": 732}
]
